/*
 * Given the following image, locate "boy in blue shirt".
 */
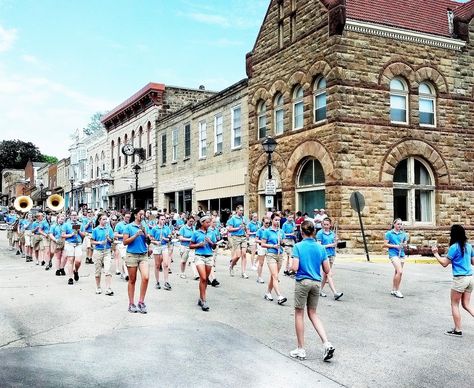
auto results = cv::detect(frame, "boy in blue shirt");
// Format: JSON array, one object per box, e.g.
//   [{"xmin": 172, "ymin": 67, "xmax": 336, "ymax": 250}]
[
  {"xmin": 384, "ymin": 218, "xmax": 408, "ymax": 298},
  {"xmin": 91, "ymin": 213, "xmax": 115, "ymax": 296}
]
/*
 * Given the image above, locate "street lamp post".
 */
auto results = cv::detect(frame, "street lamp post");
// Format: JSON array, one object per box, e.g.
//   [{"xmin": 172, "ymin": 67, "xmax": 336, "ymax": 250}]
[
  {"xmin": 39, "ymin": 182, "xmax": 44, "ymax": 211},
  {"xmin": 69, "ymin": 177, "xmax": 74, "ymax": 211},
  {"xmin": 261, "ymin": 136, "xmax": 278, "ymax": 211},
  {"xmin": 132, "ymin": 164, "xmax": 141, "ymax": 208}
]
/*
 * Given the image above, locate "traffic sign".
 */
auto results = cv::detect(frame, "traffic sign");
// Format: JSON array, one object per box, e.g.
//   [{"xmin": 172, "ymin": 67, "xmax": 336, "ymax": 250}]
[
  {"xmin": 265, "ymin": 179, "xmax": 276, "ymax": 195},
  {"xmin": 265, "ymin": 195, "xmax": 274, "ymax": 208},
  {"xmin": 350, "ymin": 191, "xmax": 365, "ymax": 212}
]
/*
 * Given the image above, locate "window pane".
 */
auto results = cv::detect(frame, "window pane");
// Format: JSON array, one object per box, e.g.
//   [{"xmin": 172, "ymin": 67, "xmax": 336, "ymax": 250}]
[
  {"xmin": 393, "ymin": 189, "xmax": 408, "ymax": 221},
  {"xmin": 294, "ymin": 101, "xmax": 304, "ymax": 128},
  {"xmin": 294, "ymin": 87, "xmax": 303, "ymax": 98},
  {"xmin": 184, "ymin": 125, "xmax": 191, "ymax": 157},
  {"xmin": 391, "ymin": 95, "xmax": 406, "ymax": 109},
  {"xmin": 275, "ymin": 108, "xmax": 284, "ymax": 134},
  {"xmin": 299, "ymin": 190, "xmax": 325, "ymax": 215},
  {"xmin": 419, "ymin": 83, "xmax": 432, "ymax": 95},
  {"xmin": 314, "ymin": 160, "xmax": 325, "ymax": 183},
  {"xmin": 317, "ymin": 77, "xmax": 326, "ymax": 89},
  {"xmin": 415, "ymin": 190, "xmax": 432, "ymax": 222},
  {"xmin": 394, "ymin": 159, "xmax": 408, "ymax": 183},
  {"xmin": 414, "ymin": 160, "xmax": 431, "ymax": 185},
  {"xmin": 419, "ymin": 98, "xmax": 434, "ymax": 125},
  {"xmin": 419, "ymin": 112, "xmax": 435, "ymax": 125},
  {"xmin": 298, "ymin": 161, "xmax": 314, "ymax": 186},
  {"xmin": 390, "ymin": 79, "xmax": 405, "ymax": 91},
  {"xmin": 258, "ymin": 115, "xmax": 267, "ymax": 139}
]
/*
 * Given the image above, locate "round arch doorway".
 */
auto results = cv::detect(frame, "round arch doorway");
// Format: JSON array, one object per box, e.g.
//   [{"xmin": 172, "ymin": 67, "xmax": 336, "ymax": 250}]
[{"xmin": 295, "ymin": 158, "xmax": 325, "ymax": 214}]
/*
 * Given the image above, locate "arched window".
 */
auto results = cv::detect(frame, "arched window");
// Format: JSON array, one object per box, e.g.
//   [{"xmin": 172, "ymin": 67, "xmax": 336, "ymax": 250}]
[
  {"xmin": 390, "ymin": 78, "xmax": 409, "ymax": 124},
  {"xmin": 101, "ymin": 151, "xmax": 105, "ymax": 172},
  {"xmin": 89, "ymin": 156, "xmax": 94, "ymax": 179},
  {"xmin": 95, "ymin": 154, "xmax": 99, "ymax": 178},
  {"xmin": 393, "ymin": 157, "xmax": 435, "ymax": 224},
  {"xmin": 124, "ymin": 134, "xmax": 128, "ymax": 165},
  {"xmin": 296, "ymin": 158, "xmax": 325, "ymax": 213},
  {"xmin": 274, "ymin": 94, "xmax": 284, "ymax": 135},
  {"xmin": 138, "ymin": 126, "xmax": 143, "ymax": 148},
  {"xmin": 313, "ymin": 77, "xmax": 327, "ymax": 123},
  {"xmin": 147, "ymin": 122, "xmax": 152, "ymax": 158},
  {"xmin": 111, "ymin": 140, "xmax": 115, "ymax": 170},
  {"xmin": 131, "ymin": 130, "xmax": 136, "ymax": 163},
  {"xmin": 292, "ymin": 86, "xmax": 304, "ymax": 130},
  {"xmin": 257, "ymin": 101, "xmax": 267, "ymax": 139},
  {"xmin": 117, "ymin": 137, "xmax": 121, "ymax": 168},
  {"xmin": 419, "ymin": 82, "xmax": 436, "ymax": 126}
]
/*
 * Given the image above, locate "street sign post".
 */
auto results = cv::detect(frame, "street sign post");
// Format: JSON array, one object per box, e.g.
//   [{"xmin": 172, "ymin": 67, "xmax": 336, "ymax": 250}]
[
  {"xmin": 265, "ymin": 179, "xmax": 276, "ymax": 195},
  {"xmin": 350, "ymin": 191, "xmax": 370, "ymax": 262}
]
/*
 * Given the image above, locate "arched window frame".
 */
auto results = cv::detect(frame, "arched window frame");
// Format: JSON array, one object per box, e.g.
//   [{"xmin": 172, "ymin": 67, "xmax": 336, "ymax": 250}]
[
  {"xmin": 117, "ymin": 137, "xmax": 122, "ymax": 168},
  {"xmin": 313, "ymin": 76, "xmax": 327, "ymax": 123},
  {"xmin": 390, "ymin": 77, "xmax": 409, "ymax": 124},
  {"xmin": 101, "ymin": 151, "xmax": 105, "ymax": 172},
  {"xmin": 418, "ymin": 82, "xmax": 436, "ymax": 127},
  {"xmin": 111, "ymin": 140, "xmax": 115, "ymax": 170},
  {"xmin": 295, "ymin": 158, "xmax": 326, "ymax": 213},
  {"xmin": 124, "ymin": 134, "xmax": 128, "ymax": 165},
  {"xmin": 89, "ymin": 156, "xmax": 94, "ymax": 179},
  {"xmin": 131, "ymin": 130, "xmax": 136, "ymax": 163},
  {"xmin": 393, "ymin": 157, "xmax": 435, "ymax": 225},
  {"xmin": 274, "ymin": 93, "xmax": 284, "ymax": 135},
  {"xmin": 147, "ymin": 122, "xmax": 152, "ymax": 159},
  {"xmin": 292, "ymin": 85, "xmax": 304, "ymax": 130},
  {"xmin": 257, "ymin": 100, "xmax": 267, "ymax": 139}
]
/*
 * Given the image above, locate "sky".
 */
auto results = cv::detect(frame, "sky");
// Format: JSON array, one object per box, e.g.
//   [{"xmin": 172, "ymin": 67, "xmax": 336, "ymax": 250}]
[{"xmin": 0, "ymin": 0, "xmax": 268, "ymax": 159}]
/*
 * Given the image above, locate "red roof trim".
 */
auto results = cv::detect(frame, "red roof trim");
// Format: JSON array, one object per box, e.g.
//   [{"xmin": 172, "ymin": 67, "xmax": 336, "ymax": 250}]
[
  {"xmin": 101, "ymin": 82, "xmax": 165, "ymax": 123},
  {"xmin": 454, "ymin": 1, "xmax": 474, "ymax": 21}
]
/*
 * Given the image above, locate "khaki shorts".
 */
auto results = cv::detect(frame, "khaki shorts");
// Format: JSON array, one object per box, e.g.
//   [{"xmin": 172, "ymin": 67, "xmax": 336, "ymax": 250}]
[
  {"xmin": 7, "ymin": 229, "xmax": 12, "ymax": 240},
  {"xmin": 65, "ymin": 242, "xmax": 82, "ymax": 258},
  {"xmin": 152, "ymin": 245, "xmax": 168, "ymax": 255},
  {"xmin": 195, "ymin": 254, "xmax": 213, "ymax": 267},
  {"xmin": 295, "ymin": 278, "xmax": 321, "ymax": 309},
  {"xmin": 248, "ymin": 236, "xmax": 257, "ymax": 247},
  {"xmin": 55, "ymin": 239, "xmax": 65, "ymax": 251},
  {"xmin": 32, "ymin": 235, "xmax": 44, "ymax": 250},
  {"xmin": 83, "ymin": 234, "xmax": 92, "ymax": 249},
  {"xmin": 116, "ymin": 242, "xmax": 126, "ymax": 259},
  {"xmin": 452, "ymin": 275, "xmax": 473, "ymax": 293},
  {"xmin": 230, "ymin": 235, "xmax": 247, "ymax": 251},
  {"xmin": 180, "ymin": 246, "xmax": 191, "ymax": 263},
  {"xmin": 125, "ymin": 252, "xmax": 148, "ymax": 268},
  {"xmin": 266, "ymin": 252, "xmax": 284, "ymax": 265},
  {"xmin": 12, "ymin": 231, "xmax": 19, "ymax": 242},
  {"xmin": 283, "ymin": 239, "xmax": 295, "ymax": 255},
  {"xmin": 19, "ymin": 232, "xmax": 25, "ymax": 244},
  {"xmin": 257, "ymin": 245, "xmax": 267, "ymax": 256},
  {"xmin": 24, "ymin": 231, "xmax": 32, "ymax": 247},
  {"xmin": 93, "ymin": 249, "xmax": 112, "ymax": 277}
]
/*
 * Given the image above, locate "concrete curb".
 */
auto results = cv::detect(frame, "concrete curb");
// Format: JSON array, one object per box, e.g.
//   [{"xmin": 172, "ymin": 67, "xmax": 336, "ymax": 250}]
[{"xmin": 336, "ymin": 255, "xmax": 438, "ymax": 264}]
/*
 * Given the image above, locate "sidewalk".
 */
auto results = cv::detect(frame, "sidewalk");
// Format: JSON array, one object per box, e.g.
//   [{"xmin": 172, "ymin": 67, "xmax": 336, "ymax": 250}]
[{"xmin": 337, "ymin": 253, "xmax": 438, "ymax": 264}]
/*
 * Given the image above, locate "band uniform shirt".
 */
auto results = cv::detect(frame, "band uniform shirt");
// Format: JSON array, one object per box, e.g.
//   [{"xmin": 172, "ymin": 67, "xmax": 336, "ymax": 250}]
[
  {"xmin": 292, "ymin": 238, "xmax": 328, "ymax": 281},
  {"xmin": 191, "ymin": 229, "xmax": 213, "ymax": 256},
  {"xmin": 62, "ymin": 222, "xmax": 83, "ymax": 244},
  {"xmin": 151, "ymin": 225, "xmax": 171, "ymax": 246},
  {"xmin": 263, "ymin": 227, "xmax": 285, "ymax": 254},
  {"xmin": 92, "ymin": 225, "xmax": 114, "ymax": 250},
  {"xmin": 447, "ymin": 242, "xmax": 474, "ymax": 276},
  {"xmin": 282, "ymin": 221, "xmax": 297, "ymax": 240},
  {"xmin": 179, "ymin": 225, "xmax": 194, "ymax": 247},
  {"xmin": 316, "ymin": 229, "xmax": 336, "ymax": 257},
  {"xmin": 247, "ymin": 221, "xmax": 260, "ymax": 237},
  {"xmin": 384, "ymin": 229, "xmax": 407, "ymax": 258},
  {"xmin": 114, "ymin": 221, "xmax": 128, "ymax": 241},
  {"xmin": 124, "ymin": 222, "xmax": 148, "ymax": 254},
  {"xmin": 227, "ymin": 215, "xmax": 246, "ymax": 237}
]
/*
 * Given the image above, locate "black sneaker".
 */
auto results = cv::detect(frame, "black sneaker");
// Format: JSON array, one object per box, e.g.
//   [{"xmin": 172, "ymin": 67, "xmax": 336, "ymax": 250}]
[
  {"xmin": 445, "ymin": 329, "xmax": 462, "ymax": 337},
  {"xmin": 207, "ymin": 279, "xmax": 212, "ymax": 286},
  {"xmin": 211, "ymin": 279, "xmax": 220, "ymax": 287},
  {"xmin": 41, "ymin": 261, "xmax": 45, "ymax": 266},
  {"xmin": 55, "ymin": 269, "xmax": 61, "ymax": 276},
  {"xmin": 125, "ymin": 275, "xmax": 129, "ymax": 281},
  {"xmin": 48, "ymin": 262, "xmax": 52, "ymax": 268},
  {"xmin": 16, "ymin": 250, "xmax": 20, "ymax": 255},
  {"xmin": 45, "ymin": 265, "xmax": 50, "ymax": 271},
  {"xmin": 60, "ymin": 268, "xmax": 66, "ymax": 276},
  {"xmin": 73, "ymin": 271, "xmax": 79, "ymax": 281},
  {"xmin": 68, "ymin": 278, "xmax": 74, "ymax": 285}
]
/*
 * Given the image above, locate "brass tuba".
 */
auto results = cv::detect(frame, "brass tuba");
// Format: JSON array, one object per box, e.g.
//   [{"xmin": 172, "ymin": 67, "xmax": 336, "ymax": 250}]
[
  {"xmin": 14, "ymin": 196, "xmax": 33, "ymax": 213},
  {"xmin": 46, "ymin": 194, "xmax": 64, "ymax": 212}
]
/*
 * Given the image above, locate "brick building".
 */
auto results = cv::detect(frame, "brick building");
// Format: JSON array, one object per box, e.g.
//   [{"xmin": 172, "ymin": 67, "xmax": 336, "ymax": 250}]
[
  {"xmin": 102, "ymin": 83, "xmax": 215, "ymax": 210},
  {"xmin": 246, "ymin": 0, "xmax": 474, "ymax": 250},
  {"xmin": 156, "ymin": 79, "xmax": 248, "ymax": 212}
]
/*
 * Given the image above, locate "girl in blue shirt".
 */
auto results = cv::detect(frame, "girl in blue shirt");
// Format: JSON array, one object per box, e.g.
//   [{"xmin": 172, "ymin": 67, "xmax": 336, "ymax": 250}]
[
  {"xmin": 50, "ymin": 214, "xmax": 67, "ymax": 276},
  {"xmin": 255, "ymin": 217, "xmax": 270, "ymax": 284},
  {"xmin": 432, "ymin": 224, "xmax": 474, "ymax": 337},
  {"xmin": 247, "ymin": 213, "xmax": 261, "ymax": 271},
  {"xmin": 316, "ymin": 218, "xmax": 343, "ymax": 300},
  {"xmin": 178, "ymin": 216, "xmax": 198, "ymax": 280},
  {"xmin": 383, "ymin": 218, "xmax": 408, "ymax": 298},
  {"xmin": 190, "ymin": 216, "xmax": 216, "ymax": 311},
  {"xmin": 150, "ymin": 215, "xmax": 172, "ymax": 291}
]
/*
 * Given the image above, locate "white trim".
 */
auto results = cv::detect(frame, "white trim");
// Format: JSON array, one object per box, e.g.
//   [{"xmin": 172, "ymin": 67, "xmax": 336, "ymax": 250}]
[
  {"xmin": 345, "ymin": 19, "xmax": 466, "ymax": 51},
  {"xmin": 199, "ymin": 121, "xmax": 207, "ymax": 159},
  {"xmin": 231, "ymin": 105, "xmax": 242, "ymax": 150},
  {"xmin": 214, "ymin": 114, "xmax": 223, "ymax": 154}
]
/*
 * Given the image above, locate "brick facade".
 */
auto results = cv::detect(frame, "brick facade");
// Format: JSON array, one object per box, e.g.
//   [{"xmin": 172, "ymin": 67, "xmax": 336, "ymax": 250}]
[{"xmin": 246, "ymin": 0, "xmax": 474, "ymax": 252}]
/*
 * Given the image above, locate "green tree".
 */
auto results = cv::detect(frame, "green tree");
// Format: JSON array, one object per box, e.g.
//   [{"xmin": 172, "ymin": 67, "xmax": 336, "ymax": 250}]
[
  {"xmin": 41, "ymin": 155, "xmax": 59, "ymax": 164},
  {"xmin": 83, "ymin": 112, "xmax": 106, "ymax": 135}
]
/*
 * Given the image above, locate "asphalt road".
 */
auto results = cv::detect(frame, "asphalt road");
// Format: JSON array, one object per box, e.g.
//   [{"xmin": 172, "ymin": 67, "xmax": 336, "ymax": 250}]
[{"xmin": 0, "ymin": 233, "xmax": 473, "ymax": 388}]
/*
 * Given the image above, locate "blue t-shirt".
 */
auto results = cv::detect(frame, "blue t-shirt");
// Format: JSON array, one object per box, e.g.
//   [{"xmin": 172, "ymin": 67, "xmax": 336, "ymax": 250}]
[
  {"xmin": 282, "ymin": 221, "xmax": 296, "ymax": 240},
  {"xmin": 51, "ymin": 223, "xmax": 63, "ymax": 240},
  {"xmin": 263, "ymin": 227, "xmax": 285, "ymax": 254},
  {"xmin": 385, "ymin": 229, "xmax": 407, "ymax": 258},
  {"xmin": 40, "ymin": 220, "xmax": 50, "ymax": 235},
  {"xmin": 179, "ymin": 225, "xmax": 194, "ymax": 247},
  {"xmin": 114, "ymin": 221, "xmax": 128, "ymax": 241},
  {"xmin": 256, "ymin": 227, "xmax": 267, "ymax": 241},
  {"xmin": 24, "ymin": 219, "xmax": 35, "ymax": 231},
  {"xmin": 176, "ymin": 218, "xmax": 185, "ymax": 227},
  {"xmin": 6, "ymin": 214, "xmax": 17, "ymax": 225},
  {"xmin": 316, "ymin": 229, "xmax": 336, "ymax": 257},
  {"xmin": 19, "ymin": 219, "xmax": 29, "ymax": 232},
  {"xmin": 227, "ymin": 215, "xmax": 246, "ymax": 236},
  {"xmin": 92, "ymin": 225, "xmax": 115, "ymax": 250},
  {"xmin": 191, "ymin": 229, "xmax": 213, "ymax": 256},
  {"xmin": 124, "ymin": 223, "xmax": 148, "ymax": 254},
  {"xmin": 447, "ymin": 242, "xmax": 474, "ymax": 276},
  {"xmin": 151, "ymin": 225, "xmax": 171, "ymax": 246},
  {"xmin": 247, "ymin": 221, "xmax": 260, "ymax": 236},
  {"xmin": 81, "ymin": 218, "xmax": 95, "ymax": 234},
  {"xmin": 62, "ymin": 222, "xmax": 82, "ymax": 244},
  {"xmin": 292, "ymin": 238, "xmax": 328, "ymax": 281},
  {"xmin": 207, "ymin": 227, "xmax": 219, "ymax": 244}
]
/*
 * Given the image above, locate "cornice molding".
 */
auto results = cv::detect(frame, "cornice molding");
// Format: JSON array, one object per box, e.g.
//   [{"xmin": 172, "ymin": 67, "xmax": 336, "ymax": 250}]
[{"xmin": 345, "ymin": 19, "xmax": 466, "ymax": 51}]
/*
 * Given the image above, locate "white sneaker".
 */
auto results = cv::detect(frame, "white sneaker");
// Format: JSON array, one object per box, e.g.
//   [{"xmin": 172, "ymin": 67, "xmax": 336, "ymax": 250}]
[
  {"xmin": 393, "ymin": 290, "xmax": 404, "ymax": 298},
  {"xmin": 256, "ymin": 277, "xmax": 265, "ymax": 284},
  {"xmin": 390, "ymin": 290, "xmax": 396, "ymax": 296},
  {"xmin": 179, "ymin": 273, "xmax": 186, "ymax": 279},
  {"xmin": 241, "ymin": 273, "xmax": 249, "ymax": 279},
  {"xmin": 96, "ymin": 287, "xmax": 102, "ymax": 294},
  {"xmin": 105, "ymin": 288, "xmax": 114, "ymax": 296},
  {"xmin": 323, "ymin": 342, "xmax": 335, "ymax": 361},
  {"xmin": 290, "ymin": 348, "xmax": 306, "ymax": 360},
  {"xmin": 264, "ymin": 293, "xmax": 273, "ymax": 301},
  {"xmin": 320, "ymin": 291, "xmax": 327, "ymax": 297}
]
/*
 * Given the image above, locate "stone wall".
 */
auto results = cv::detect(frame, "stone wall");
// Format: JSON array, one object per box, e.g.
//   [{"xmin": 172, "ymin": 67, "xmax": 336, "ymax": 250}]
[{"xmin": 247, "ymin": 1, "xmax": 474, "ymax": 252}]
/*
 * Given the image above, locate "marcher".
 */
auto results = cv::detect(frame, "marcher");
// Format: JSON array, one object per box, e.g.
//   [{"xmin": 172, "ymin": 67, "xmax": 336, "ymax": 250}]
[
  {"xmin": 432, "ymin": 224, "xmax": 474, "ymax": 337},
  {"xmin": 384, "ymin": 218, "xmax": 407, "ymax": 298},
  {"xmin": 49, "ymin": 214, "xmax": 66, "ymax": 276},
  {"xmin": 91, "ymin": 213, "xmax": 115, "ymax": 296},
  {"xmin": 247, "ymin": 213, "xmax": 260, "ymax": 271},
  {"xmin": 282, "ymin": 212, "xmax": 297, "ymax": 276},
  {"xmin": 190, "ymin": 216, "xmax": 216, "ymax": 311},
  {"xmin": 123, "ymin": 209, "xmax": 149, "ymax": 313},
  {"xmin": 290, "ymin": 220, "xmax": 335, "ymax": 362},
  {"xmin": 228, "ymin": 205, "xmax": 249, "ymax": 278},
  {"xmin": 316, "ymin": 218, "xmax": 343, "ymax": 300},
  {"xmin": 150, "ymin": 214, "xmax": 172, "ymax": 291},
  {"xmin": 61, "ymin": 211, "xmax": 83, "ymax": 285},
  {"xmin": 255, "ymin": 217, "xmax": 270, "ymax": 284}
]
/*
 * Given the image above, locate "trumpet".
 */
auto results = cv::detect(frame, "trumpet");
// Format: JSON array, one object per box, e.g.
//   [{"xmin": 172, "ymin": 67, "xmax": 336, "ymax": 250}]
[
  {"xmin": 14, "ymin": 196, "xmax": 33, "ymax": 213},
  {"xmin": 46, "ymin": 194, "xmax": 64, "ymax": 212}
]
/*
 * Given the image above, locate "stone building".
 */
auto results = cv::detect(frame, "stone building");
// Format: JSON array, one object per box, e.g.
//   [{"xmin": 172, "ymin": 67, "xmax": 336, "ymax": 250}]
[
  {"xmin": 156, "ymin": 79, "xmax": 248, "ymax": 212},
  {"xmin": 85, "ymin": 130, "xmax": 110, "ymax": 210},
  {"xmin": 246, "ymin": 0, "xmax": 474, "ymax": 250},
  {"xmin": 1, "ymin": 169, "xmax": 24, "ymax": 205},
  {"xmin": 102, "ymin": 83, "xmax": 215, "ymax": 210}
]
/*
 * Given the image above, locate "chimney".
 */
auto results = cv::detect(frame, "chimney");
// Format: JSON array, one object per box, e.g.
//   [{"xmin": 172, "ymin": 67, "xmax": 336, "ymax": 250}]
[
  {"xmin": 447, "ymin": 9, "xmax": 454, "ymax": 35},
  {"xmin": 199, "ymin": 85, "xmax": 205, "ymax": 90}
]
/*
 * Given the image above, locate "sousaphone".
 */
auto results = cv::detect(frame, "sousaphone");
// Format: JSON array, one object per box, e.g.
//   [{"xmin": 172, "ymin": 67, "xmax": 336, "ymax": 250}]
[
  {"xmin": 46, "ymin": 194, "xmax": 65, "ymax": 212},
  {"xmin": 14, "ymin": 196, "xmax": 33, "ymax": 213}
]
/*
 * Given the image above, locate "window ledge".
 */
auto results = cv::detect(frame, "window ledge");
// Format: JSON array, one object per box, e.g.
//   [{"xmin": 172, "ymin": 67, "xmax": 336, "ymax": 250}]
[
  {"xmin": 214, "ymin": 151, "xmax": 223, "ymax": 156},
  {"xmin": 198, "ymin": 157, "xmax": 206, "ymax": 161},
  {"xmin": 390, "ymin": 121, "xmax": 409, "ymax": 126},
  {"xmin": 160, "ymin": 164, "xmax": 166, "ymax": 168},
  {"xmin": 292, "ymin": 126, "xmax": 303, "ymax": 131},
  {"xmin": 314, "ymin": 119, "xmax": 328, "ymax": 126},
  {"xmin": 419, "ymin": 124, "xmax": 436, "ymax": 129},
  {"xmin": 171, "ymin": 161, "xmax": 177, "ymax": 165},
  {"xmin": 231, "ymin": 147, "xmax": 242, "ymax": 152},
  {"xmin": 183, "ymin": 157, "xmax": 190, "ymax": 162}
]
